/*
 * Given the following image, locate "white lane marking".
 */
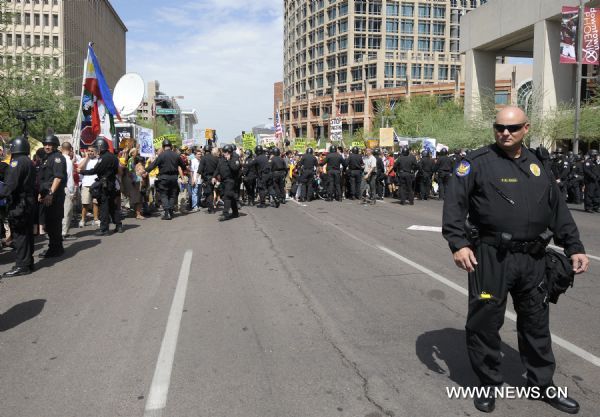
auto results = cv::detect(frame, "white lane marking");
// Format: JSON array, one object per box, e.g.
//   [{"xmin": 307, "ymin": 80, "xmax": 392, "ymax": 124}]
[
  {"xmin": 144, "ymin": 250, "xmax": 193, "ymax": 417},
  {"xmin": 408, "ymin": 225, "xmax": 442, "ymax": 232},
  {"xmin": 293, "ymin": 206, "xmax": 600, "ymax": 368},
  {"xmin": 549, "ymin": 244, "xmax": 600, "ymax": 262},
  {"xmin": 407, "ymin": 227, "xmax": 600, "ymax": 262},
  {"xmin": 377, "ymin": 245, "xmax": 600, "ymax": 368}
]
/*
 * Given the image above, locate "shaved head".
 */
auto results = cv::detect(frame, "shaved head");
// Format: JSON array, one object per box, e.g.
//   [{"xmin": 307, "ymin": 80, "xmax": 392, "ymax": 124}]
[
  {"xmin": 495, "ymin": 106, "xmax": 528, "ymax": 125},
  {"xmin": 493, "ymin": 106, "xmax": 530, "ymax": 157}
]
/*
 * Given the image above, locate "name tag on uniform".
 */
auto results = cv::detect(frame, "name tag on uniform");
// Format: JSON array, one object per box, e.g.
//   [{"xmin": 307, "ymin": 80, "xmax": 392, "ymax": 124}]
[{"xmin": 500, "ymin": 178, "xmax": 518, "ymax": 183}]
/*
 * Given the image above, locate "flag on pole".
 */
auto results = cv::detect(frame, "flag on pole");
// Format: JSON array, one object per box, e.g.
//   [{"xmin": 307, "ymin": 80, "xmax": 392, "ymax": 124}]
[
  {"xmin": 275, "ymin": 109, "xmax": 283, "ymax": 140},
  {"xmin": 73, "ymin": 43, "xmax": 121, "ymax": 151}
]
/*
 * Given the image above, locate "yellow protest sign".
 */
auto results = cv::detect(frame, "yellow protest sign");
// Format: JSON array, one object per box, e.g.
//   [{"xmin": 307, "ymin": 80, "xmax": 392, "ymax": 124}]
[
  {"xmin": 294, "ymin": 138, "xmax": 307, "ymax": 152},
  {"xmin": 351, "ymin": 140, "xmax": 366, "ymax": 149},
  {"xmin": 242, "ymin": 133, "xmax": 257, "ymax": 150}
]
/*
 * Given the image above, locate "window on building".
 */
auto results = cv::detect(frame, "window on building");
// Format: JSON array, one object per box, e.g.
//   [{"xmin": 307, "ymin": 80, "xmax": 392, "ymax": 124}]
[
  {"xmin": 432, "ymin": 38, "xmax": 444, "ymax": 51},
  {"xmin": 368, "ymin": 18, "xmax": 381, "ymax": 32},
  {"xmin": 411, "ymin": 64, "xmax": 422, "ymax": 79},
  {"xmin": 417, "ymin": 37, "xmax": 430, "ymax": 51},
  {"xmin": 53, "ymin": 56, "xmax": 59, "ymax": 68},
  {"xmin": 401, "ymin": 3, "xmax": 414, "ymax": 17},
  {"xmin": 400, "ymin": 19, "xmax": 413, "ymax": 34},
  {"xmin": 43, "ymin": 35, "xmax": 49, "ymax": 47},
  {"xmin": 351, "ymin": 66, "xmax": 362, "ymax": 81},
  {"xmin": 339, "ymin": 36, "xmax": 347, "ymax": 50},
  {"xmin": 339, "ymin": 102, "xmax": 348, "ymax": 114},
  {"xmin": 6, "ymin": 34, "xmax": 12, "ymax": 46},
  {"xmin": 355, "ymin": 17, "xmax": 366, "ymax": 31},
  {"xmin": 339, "ymin": 1, "xmax": 348, "ymax": 16},
  {"xmin": 34, "ymin": 35, "xmax": 40, "ymax": 46},
  {"xmin": 327, "ymin": 7, "xmax": 336, "ymax": 20},
  {"xmin": 337, "ymin": 69, "xmax": 347, "ymax": 84},
  {"xmin": 418, "ymin": 21, "xmax": 430, "ymax": 35},
  {"xmin": 432, "ymin": 22, "xmax": 445, "ymax": 36},
  {"xmin": 338, "ymin": 52, "xmax": 347, "ymax": 66},
  {"xmin": 384, "ymin": 62, "xmax": 394, "ymax": 78},
  {"xmin": 16, "ymin": 34, "xmax": 22, "ymax": 47},
  {"xmin": 386, "ymin": 2, "xmax": 399, "ymax": 16},
  {"xmin": 353, "ymin": 101, "xmax": 364, "ymax": 113},
  {"xmin": 15, "ymin": 13, "xmax": 22, "ymax": 24},
  {"xmin": 438, "ymin": 65, "xmax": 449, "ymax": 80},
  {"xmin": 396, "ymin": 63, "xmax": 407, "ymax": 78},
  {"xmin": 34, "ymin": 14, "xmax": 40, "ymax": 26},
  {"xmin": 52, "ymin": 35, "xmax": 58, "ymax": 46},
  {"xmin": 368, "ymin": 1, "xmax": 382, "ymax": 15},
  {"xmin": 44, "ymin": 0, "xmax": 49, "ymax": 4},
  {"xmin": 386, "ymin": 35, "xmax": 398, "ymax": 50},
  {"xmin": 355, "ymin": 0, "xmax": 366, "ymax": 14},
  {"xmin": 418, "ymin": 4, "xmax": 431, "ymax": 18},
  {"xmin": 424, "ymin": 64, "xmax": 434, "ymax": 80},
  {"xmin": 354, "ymin": 34, "xmax": 366, "ymax": 49},
  {"xmin": 366, "ymin": 63, "xmax": 377, "ymax": 79},
  {"xmin": 25, "ymin": 13, "xmax": 31, "ymax": 25},
  {"xmin": 386, "ymin": 19, "xmax": 399, "ymax": 33},
  {"xmin": 368, "ymin": 35, "xmax": 381, "ymax": 49},
  {"xmin": 338, "ymin": 18, "xmax": 348, "ymax": 33},
  {"xmin": 25, "ymin": 34, "xmax": 31, "ymax": 47},
  {"xmin": 433, "ymin": 6, "xmax": 446, "ymax": 19},
  {"xmin": 495, "ymin": 91, "xmax": 509, "ymax": 105},
  {"xmin": 450, "ymin": 65, "xmax": 460, "ymax": 81},
  {"xmin": 43, "ymin": 14, "xmax": 49, "ymax": 26},
  {"xmin": 52, "ymin": 14, "xmax": 58, "ymax": 26},
  {"xmin": 400, "ymin": 36, "xmax": 413, "ymax": 51}
]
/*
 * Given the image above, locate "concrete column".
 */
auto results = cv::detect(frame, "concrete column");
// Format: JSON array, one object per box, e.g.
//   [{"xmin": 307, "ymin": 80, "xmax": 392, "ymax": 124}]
[
  {"xmin": 532, "ymin": 19, "xmax": 576, "ymax": 146},
  {"xmin": 463, "ymin": 49, "xmax": 497, "ymax": 121}
]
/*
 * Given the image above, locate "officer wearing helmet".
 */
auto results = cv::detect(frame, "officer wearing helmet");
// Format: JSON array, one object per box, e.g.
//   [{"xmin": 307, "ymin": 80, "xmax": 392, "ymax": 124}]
[
  {"xmin": 417, "ymin": 149, "xmax": 434, "ymax": 200},
  {"xmin": 583, "ymin": 149, "xmax": 599, "ymax": 212},
  {"xmin": 270, "ymin": 147, "xmax": 288, "ymax": 204},
  {"xmin": 241, "ymin": 149, "xmax": 257, "ymax": 205},
  {"xmin": 0, "ymin": 137, "xmax": 36, "ymax": 277},
  {"xmin": 551, "ymin": 148, "xmax": 571, "ymax": 201},
  {"xmin": 297, "ymin": 147, "xmax": 318, "ymax": 202},
  {"xmin": 345, "ymin": 146, "xmax": 364, "ymax": 200},
  {"xmin": 145, "ymin": 139, "xmax": 186, "ymax": 220},
  {"xmin": 321, "ymin": 145, "xmax": 346, "ymax": 201},
  {"xmin": 37, "ymin": 134, "xmax": 66, "ymax": 258},
  {"xmin": 249, "ymin": 145, "xmax": 279, "ymax": 207},
  {"xmin": 450, "ymin": 148, "xmax": 463, "ymax": 171},
  {"xmin": 198, "ymin": 144, "xmax": 219, "ymax": 213},
  {"xmin": 213, "ymin": 144, "xmax": 241, "ymax": 221},
  {"xmin": 568, "ymin": 153, "xmax": 584, "ymax": 204},
  {"xmin": 78, "ymin": 137, "xmax": 122, "ymax": 235},
  {"xmin": 434, "ymin": 148, "xmax": 453, "ymax": 201},
  {"xmin": 393, "ymin": 147, "xmax": 418, "ymax": 205}
]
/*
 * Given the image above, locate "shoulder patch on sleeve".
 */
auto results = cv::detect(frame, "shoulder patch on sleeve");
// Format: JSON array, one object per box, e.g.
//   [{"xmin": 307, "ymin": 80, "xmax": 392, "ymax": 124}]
[
  {"xmin": 455, "ymin": 161, "xmax": 471, "ymax": 177},
  {"xmin": 10, "ymin": 160, "xmax": 18, "ymax": 168},
  {"xmin": 55, "ymin": 157, "xmax": 62, "ymax": 163}
]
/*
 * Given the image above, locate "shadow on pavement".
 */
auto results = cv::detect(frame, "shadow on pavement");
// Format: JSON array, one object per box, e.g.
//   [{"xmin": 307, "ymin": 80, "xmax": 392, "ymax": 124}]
[
  {"xmin": 416, "ymin": 328, "xmax": 526, "ymax": 388},
  {"xmin": 0, "ymin": 299, "xmax": 46, "ymax": 332},
  {"xmin": 34, "ymin": 239, "xmax": 101, "ymax": 270}
]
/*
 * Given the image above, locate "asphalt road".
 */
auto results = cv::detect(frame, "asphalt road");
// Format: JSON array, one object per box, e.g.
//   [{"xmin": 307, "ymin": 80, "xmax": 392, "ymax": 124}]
[{"xmin": 1, "ymin": 197, "xmax": 599, "ymax": 417}]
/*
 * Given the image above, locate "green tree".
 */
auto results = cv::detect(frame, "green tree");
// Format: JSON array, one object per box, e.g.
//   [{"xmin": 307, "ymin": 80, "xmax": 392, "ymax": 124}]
[{"xmin": 136, "ymin": 117, "xmax": 181, "ymax": 139}]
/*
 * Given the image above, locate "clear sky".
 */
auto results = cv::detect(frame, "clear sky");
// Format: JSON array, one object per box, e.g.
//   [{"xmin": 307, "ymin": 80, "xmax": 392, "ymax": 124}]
[{"xmin": 109, "ymin": 0, "xmax": 283, "ymax": 141}]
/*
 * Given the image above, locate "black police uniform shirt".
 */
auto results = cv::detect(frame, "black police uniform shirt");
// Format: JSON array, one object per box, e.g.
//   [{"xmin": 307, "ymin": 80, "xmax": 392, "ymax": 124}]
[
  {"xmin": 442, "ymin": 144, "xmax": 585, "ymax": 256},
  {"xmin": 583, "ymin": 158, "xmax": 599, "ymax": 182},
  {"xmin": 79, "ymin": 151, "xmax": 119, "ymax": 181},
  {"xmin": 419, "ymin": 157, "xmax": 435, "ymax": 174},
  {"xmin": 323, "ymin": 152, "xmax": 345, "ymax": 171},
  {"xmin": 0, "ymin": 155, "xmax": 36, "ymax": 204},
  {"xmin": 145, "ymin": 150, "xmax": 185, "ymax": 176},
  {"xmin": 38, "ymin": 150, "xmax": 66, "ymax": 196},
  {"xmin": 393, "ymin": 154, "xmax": 418, "ymax": 173},
  {"xmin": 435, "ymin": 155, "xmax": 453, "ymax": 173},
  {"xmin": 242, "ymin": 157, "xmax": 255, "ymax": 178},
  {"xmin": 299, "ymin": 154, "xmax": 318, "ymax": 171},
  {"xmin": 347, "ymin": 153, "xmax": 364, "ymax": 170},
  {"xmin": 270, "ymin": 156, "xmax": 287, "ymax": 172},
  {"xmin": 214, "ymin": 156, "xmax": 240, "ymax": 181},
  {"xmin": 251, "ymin": 154, "xmax": 271, "ymax": 175},
  {"xmin": 198, "ymin": 154, "xmax": 219, "ymax": 179}
]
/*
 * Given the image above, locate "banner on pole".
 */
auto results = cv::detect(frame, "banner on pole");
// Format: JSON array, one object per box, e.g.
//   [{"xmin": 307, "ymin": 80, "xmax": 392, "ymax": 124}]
[{"xmin": 561, "ymin": 6, "xmax": 600, "ymax": 64}]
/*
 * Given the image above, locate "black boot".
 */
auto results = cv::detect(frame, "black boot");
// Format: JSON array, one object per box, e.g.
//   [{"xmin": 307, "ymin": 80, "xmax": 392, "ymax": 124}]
[
  {"xmin": 162, "ymin": 210, "xmax": 172, "ymax": 220},
  {"xmin": 536, "ymin": 387, "xmax": 579, "ymax": 414},
  {"xmin": 2, "ymin": 266, "xmax": 33, "ymax": 278},
  {"xmin": 473, "ymin": 387, "xmax": 495, "ymax": 413}
]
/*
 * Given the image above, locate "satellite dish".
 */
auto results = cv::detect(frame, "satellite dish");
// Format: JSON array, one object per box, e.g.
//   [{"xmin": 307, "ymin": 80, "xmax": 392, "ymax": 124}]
[{"xmin": 113, "ymin": 73, "xmax": 145, "ymax": 117}]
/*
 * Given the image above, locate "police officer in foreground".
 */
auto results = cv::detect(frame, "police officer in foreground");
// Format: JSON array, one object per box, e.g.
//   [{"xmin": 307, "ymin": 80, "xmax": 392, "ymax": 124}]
[
  {"xmin": 321, "ymin": 145, "xmax": 346, "ymax": 201},
  {"xmin": 241, "ymin": 149, "xmax": 257, "ymax": 205},
  {"xmin": 393, "ymin": 147, "xmax": 417, "ymax": 205},
  {"xmin": 78, "ymin": 137, "xmax": 122, "ymax": 236},
  {"xmin": 145, "ymin": 139, "xmax": 186, "ymax": 220},
  {"xmin": 442, "ymin": 106, "xmax": 588, "ymax": 414},
  {"xmin": 198, "ymin": 145, "xmax": 219, "ymax": 213},
  {"xmin": 346, "ymin": 146, "xmax": 364, "ymax": 200},
  {"xmin": 297, "ymin": 147, "xmax": 318, "ymax": 202},
  {"xmin": 213, "ymin": 144, "xmax": 240, "ymax": 221},
  {"xmin": 270, "ymin": 147, "xmax": 288, "ymax": 203},
  {"xmin": 0, "ymin": 137, "xmax": 36, "ymax": 277},
  {"xmin": 251, "ymin": 145, "xmax": 279, "ymax": 208},
  {"xmin": 38, "ymin": 134, "xmax": 66, "ymax": 258}
]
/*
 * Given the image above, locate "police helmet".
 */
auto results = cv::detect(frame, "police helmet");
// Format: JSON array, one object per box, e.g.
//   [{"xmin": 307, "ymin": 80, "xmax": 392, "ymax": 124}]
[
  {"xmin": 232, "ymin": 144, "xmax": 237, "ymax": 151},
  {"xmin": 306, "ymin": 147, "xmax": 314, "ymax": 155},
  {"xmin": 589, "ymin": 149, "xmax": 599, "ymax": 157},
  {"xmin": 329, "ymin": 145, "xmax": 337, "ymax": 153},
  {"xmin": 245, "ymin": 149, "xmax": 253, "ymax": 158},
  {"xmin": 556, "ymin": 147, "xmax": 564, "ymax": 155},
  {"xmin": 203, "ymin": 144, "xmax": 212, "ymax": 153},
  {"xmin": 439, "ymin": 148, "xmax": 448, "ymax": 156},
  {"xmin": 373, "ymin": 148, "xmax": 381, "ymax": 156},
  {"xmin": 254, "ymin": 145, "xmax": 264, "ymax": 155},
  {"xmin": 222, "ymin": 144, "xmax": 234, "ymax": 153},
  {"xmin": 272, "ymin": 147, "xmax": 281, "ymax": 156},
  {"xmin": 162, "ymin": 139, "xmax": 172, "ymax": 148},
  {"xmin": 9, "ymin": 136, "xmax": 30, "ymax": 156},
  {"xmin": 43, "ymin": 134, "xmax": 60, "ymax": 147},
  {"xmin": 351, "ymin": 146, "xmax": 359, "ymax": 154},
  {"xmin": 421, "ymin": 150, "xmax": 429, "ymax": 158},
  {"xmin": 401, "ymin": 147, "xmax": 410, "ymax": 156},
  {"xmin": 95, "ymin": 137, "xmax": 109, "ymax": 153}
]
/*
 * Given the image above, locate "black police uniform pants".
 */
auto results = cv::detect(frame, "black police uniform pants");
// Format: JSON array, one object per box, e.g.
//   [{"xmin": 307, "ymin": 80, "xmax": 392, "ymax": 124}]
[
  {"xmin": 158, "ymin": 175, "xmax": 179, "ymax": 212},
  {"xmin": 437, "ymin": 172, "xmax": 451, "ymax": 200},
  {"xmin": 11, "ymin": 222, "xmax": 34, "ymax": 268},
  {"xmin": 466, "ymin": 243, "xmax": 554, "ymax": 388},
  {"xmin": 299, "ymin": 172, "xmax": 314, "ymax": 201},
  {"xmin": 98, "ymin": 190, "xmax": 121, "ymax": 232},
  {"xmin": 243, "ymin": 177, "xmax": 256, "ymax": 204},
  {"xmin": 222, "ymin": 179, "xmax": 239, "ymax": 216},
  {"xmin": 567, "ymin": 179, "xmax": 582, "ymax": 204},
  {"xmin": 258, "ymin": 174, "xmax": 277, "ymax": 203},
  {"xmin": 273, "ymin": 171, "xmax": 287, "ymax": 201},
  {"xmin": 584, "ymin": 180, "xmax": 600, "ymax": 210},
  {"xmin": 349, "ymin": 170, "xmax": 362, "ymax": 199},
  {"xmin": 328, "ymin": 170, "xmax": 342, "ymax": 200},
  {"xmin": 42, "ymin": 194, "xmax": 64, "ymax": 252},
  {"xmin": 397, "ymin": 172, "xmax": 414, "ymax": 203},
  {"xmin": 202, "ymin": 180, "xmax": 215, "ymax": 211},
  {"xmin": 419, "ymin": 174, "xmax": 433, "ymax": 200}
]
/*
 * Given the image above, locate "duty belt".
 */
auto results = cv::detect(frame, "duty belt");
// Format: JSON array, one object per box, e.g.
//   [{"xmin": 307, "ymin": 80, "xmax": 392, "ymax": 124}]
[{"xmin": 479, "ymin": 233, "xmax": 548, "ymax": 255}]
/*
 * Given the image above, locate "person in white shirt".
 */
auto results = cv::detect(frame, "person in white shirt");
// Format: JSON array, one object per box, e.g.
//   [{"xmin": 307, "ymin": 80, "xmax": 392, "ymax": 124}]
[
  {"xmin": 60, "ymin": 142, "xmax": 77, "ymax": 240},
  {"xmin": 361, "ymin": 148, "xmax": 377, "ymax": 204},
  {"xmin": 190, "ymin": 148, "xmax": 202, "ymax": 211},
  {"xmin": 78, "ymin": 146, "xmax": 100, "ymax": 227}
]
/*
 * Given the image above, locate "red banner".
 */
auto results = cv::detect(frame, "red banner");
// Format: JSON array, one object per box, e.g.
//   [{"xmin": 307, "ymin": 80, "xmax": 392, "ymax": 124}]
[{"xmin": 560, "ymin": 6, "xmax": 600, "ymax": 65}]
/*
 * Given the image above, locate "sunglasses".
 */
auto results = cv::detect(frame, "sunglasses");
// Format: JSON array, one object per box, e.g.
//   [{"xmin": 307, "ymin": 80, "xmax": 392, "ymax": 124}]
[{"xmin": 493, "ymin": 123, "xmax": 527, "ymax": 133}]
